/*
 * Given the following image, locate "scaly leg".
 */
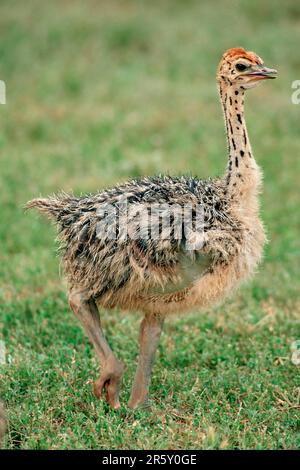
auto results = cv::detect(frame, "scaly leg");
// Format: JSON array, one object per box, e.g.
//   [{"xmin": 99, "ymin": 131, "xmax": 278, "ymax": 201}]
[
  {"xmin": 69, "ymin": 290, "xmax": 124, "ymax": 409},
  {"xmin": 128, "ymin": 314, "xmax": 164, "ymax": 408}
]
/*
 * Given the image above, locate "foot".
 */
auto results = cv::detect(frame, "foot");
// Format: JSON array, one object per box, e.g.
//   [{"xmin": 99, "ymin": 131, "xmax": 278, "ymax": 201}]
[
  {"xmin": 93, "ymin": 357, "xmax": 124, "ymax": 409},
  {"xmin": 128, "ymin": 394, "xmax": 151, "ymax": 410}
]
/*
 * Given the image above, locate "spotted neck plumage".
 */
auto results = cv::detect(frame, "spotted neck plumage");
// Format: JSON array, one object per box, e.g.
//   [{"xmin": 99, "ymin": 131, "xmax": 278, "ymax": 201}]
[{"xmin": 219, "ymin": 82, "xmax": 261, "ymax": 206}]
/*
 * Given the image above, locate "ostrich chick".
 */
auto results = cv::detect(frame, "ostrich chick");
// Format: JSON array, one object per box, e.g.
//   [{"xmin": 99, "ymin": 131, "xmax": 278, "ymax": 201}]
[{"xmin": 27, "ymin": 48, "xmax": 277, "ymax": 409}]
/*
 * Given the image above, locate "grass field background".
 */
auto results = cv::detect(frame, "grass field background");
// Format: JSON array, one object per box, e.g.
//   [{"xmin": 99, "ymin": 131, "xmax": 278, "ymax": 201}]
[{"xmin": 0, "ymin": 0, "xmax": 299, "ymax": 449}]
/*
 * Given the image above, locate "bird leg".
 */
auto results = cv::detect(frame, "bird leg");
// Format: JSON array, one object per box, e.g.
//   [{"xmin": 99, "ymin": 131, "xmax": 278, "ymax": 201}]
[
  {"xmin": 69, "ymin": 290, "xmax": 124, "ymax": 409},
  {"xmin": 128, "ymin": 313, "xmax": 164, "ymax": 409}
]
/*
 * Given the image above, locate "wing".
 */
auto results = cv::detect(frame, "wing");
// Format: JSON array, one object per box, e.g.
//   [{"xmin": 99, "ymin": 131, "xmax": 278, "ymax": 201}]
[{"xmin": 146, "ymin": 248, "xmax": 213, "ymax": 295}]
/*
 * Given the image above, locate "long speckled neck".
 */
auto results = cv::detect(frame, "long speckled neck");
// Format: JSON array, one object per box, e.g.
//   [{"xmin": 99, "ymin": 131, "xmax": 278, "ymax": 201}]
[{"xmin": 219, "ymin": 81, "xmax": 261, "ymax": 202}]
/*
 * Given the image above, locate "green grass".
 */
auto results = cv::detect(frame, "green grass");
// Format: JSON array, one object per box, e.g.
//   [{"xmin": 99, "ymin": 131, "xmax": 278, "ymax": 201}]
[{"xmin": 0, "ymin": 0, "xmax": 300, "ymax": 450}]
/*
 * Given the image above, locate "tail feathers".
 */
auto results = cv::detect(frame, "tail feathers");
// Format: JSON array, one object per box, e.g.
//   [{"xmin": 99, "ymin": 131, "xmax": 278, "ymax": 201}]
[{"xmin": 25, "ymin": 194, "xmax": 71, "ymax": 221}]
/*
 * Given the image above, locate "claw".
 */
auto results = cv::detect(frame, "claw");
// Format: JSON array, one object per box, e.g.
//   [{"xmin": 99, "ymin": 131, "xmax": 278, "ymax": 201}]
[{"xmin": 93, "ymin": 359, "xmax": 124, "ymax": 408}]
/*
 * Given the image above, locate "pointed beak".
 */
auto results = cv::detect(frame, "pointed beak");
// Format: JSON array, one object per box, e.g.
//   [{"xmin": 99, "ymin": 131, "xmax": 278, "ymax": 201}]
[{"xmin": 247, "ymin": 65, "xmax": 278, "ymax": 80}]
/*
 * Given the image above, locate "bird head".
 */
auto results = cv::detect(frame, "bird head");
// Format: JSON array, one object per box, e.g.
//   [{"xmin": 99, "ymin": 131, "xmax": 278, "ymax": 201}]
[{"xmin": 217, "ymin": 47, "xmax": 277, "ymax": 90}]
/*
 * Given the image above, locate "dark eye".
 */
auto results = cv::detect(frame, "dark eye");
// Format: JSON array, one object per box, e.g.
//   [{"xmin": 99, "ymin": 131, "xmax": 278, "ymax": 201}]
[{"xmin": 236, "ymin": 63, "xmax": 247, "ymax": 71}]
